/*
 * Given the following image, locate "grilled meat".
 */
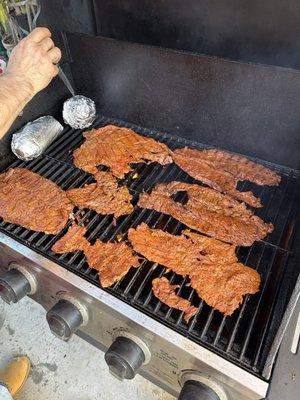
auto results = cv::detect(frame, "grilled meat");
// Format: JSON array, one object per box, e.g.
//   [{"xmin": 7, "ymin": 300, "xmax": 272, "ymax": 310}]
[
  {"xmin": 189, "ymin": 261, "xmax": 260, "ymax": 316},
  {"xmin": 198, "ymin": 148, "xmax": 281, "ymax": 186},
  {"xmin": 52, "ymin": 224, "xmax": 88, "ymax": 253},
  {"xmin": 73, "ymin": 125, "xmax": 172, "ymax": 178},
  {"xmin": 173, "ymin": 147, "xmax": 262, "ymax": 207},
  {"xmin": 67, "ymin": 171, "xmax": 133, "ymax": 218},
  {"xmin": 152, "ymin": 277, "xmax": 197, "ymax": 323},
  {"xmin": 128, "ymin": 223, "xmax": 260, "ymax": 315},
  {"xmin": 52, "ymin": 224, "xmax": 139, "ymax": 287},
  {"xmin": 0, "ymin": 168, "xmax": 73, "ymax": 234},
  {"xmin": 84, "ymin": 240, "xmax": 139, "ymax": 287},
  {"xmin": 138, "ymin": 181, "xmax": 273, "ymax": 246}
]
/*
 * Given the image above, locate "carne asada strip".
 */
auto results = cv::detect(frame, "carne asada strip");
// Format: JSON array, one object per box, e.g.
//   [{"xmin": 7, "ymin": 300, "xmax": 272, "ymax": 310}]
[
  {"xmin": 128, "ymin": 223, "xmax": 260, "ymax": 316},
  {"xmin": 0, "ymin": 168, "xmax": 73, "ymax": 234},
  {"xmin": 138, "ymin": 182, "xmax": 273, "ymax": 246},
  {"xmin": 51, "ymin": 224, "xmax": 89, "ymax": 253},
  {"xmin": 73, "ymin": 125, "xmax": 172, "ymax": 178},
  {"xmin": 84, "ymin": 240, "xmax": 139, "ymax": 287},
  {"xmin": 197, "ymin": 148, "xmax": 281, "ymax": 186},
  {"xmin": 152, "ymin": 277, "xmax": 197, "ymax": 323},
  {"xmin": 173, "ymin": 147, "xmax": 262, "ymax": 207},
  {"xmin": 67, "ymin": 171, "xmax": 133, "ymax": 218},
  {"xmin": 52, "ymin": 224, "xmax": 139, "ymax": 287}
]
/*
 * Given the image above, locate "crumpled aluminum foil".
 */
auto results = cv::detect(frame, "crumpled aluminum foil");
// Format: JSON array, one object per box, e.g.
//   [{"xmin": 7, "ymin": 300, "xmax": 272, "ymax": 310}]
[
  {"xmin": 63, "ymin": 95, "xmax": 96, "ymax": 129},
  {"xmin": 11, "ymin": 116, "xmax": 64, "ymax": 161}
]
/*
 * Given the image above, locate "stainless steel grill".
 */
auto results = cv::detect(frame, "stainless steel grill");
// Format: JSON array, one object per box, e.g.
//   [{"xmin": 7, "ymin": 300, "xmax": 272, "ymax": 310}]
[{"xmin": 0, "ymin": 115, "xmax": 299, "ymax": 380}]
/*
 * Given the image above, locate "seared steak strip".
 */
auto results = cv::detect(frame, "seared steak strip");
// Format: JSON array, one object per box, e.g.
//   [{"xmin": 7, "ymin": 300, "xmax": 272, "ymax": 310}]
[
  {"xmin": 84, "ymin": 240, "xmax": 139, "ymax": 287},
  {"xmin": 0, "ymin": 168, "xmax": 73, "ymax": 234},
  {"xmin": 138, "ymin": 182, "xmax": 273, "ymax": 246},
  {"xmin": 197, "ymin": 148, "xmax": 281, "ymax": 186},
  {"xmin": 52, "ymin": 224, "xmax": 88, "ymax": 253},
  {"xmin": 67, "ymin": 171, "xmax": 133, "ymax": 218},
  {"xmin": 73, "ymin": 125, "xmax": 172, "ymax": 178},
  {"xmin": 152, "ymin": 277, "xmax": 197, "ymax": 323},
  {"xmin": 52, "ymin": 224, "xmax": 139, "ymax": 287},
  {"xmin": 173, "ymin": 147, "xmax": 262, "ymax": 207},
  {"xmin": 128, "ymin": 223, "xmax": 260, "ymax": 316}
]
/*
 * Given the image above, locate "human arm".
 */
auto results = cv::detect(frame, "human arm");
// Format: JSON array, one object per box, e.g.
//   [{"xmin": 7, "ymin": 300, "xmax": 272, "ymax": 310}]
[{"xmin": 0, "ymin": 27, "xmax": 61, "ymax": 139}]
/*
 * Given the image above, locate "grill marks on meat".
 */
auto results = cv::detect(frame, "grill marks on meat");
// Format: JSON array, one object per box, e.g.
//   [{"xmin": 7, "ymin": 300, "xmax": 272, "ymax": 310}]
[
  {"xmin": 184, "ymin": 229, "xmax": 260, "ymax": 315},
  {"xmin": 0, "ymin": 168, "xmax": 73, "ymax": 234},
  {"xmin": 52, "ymin": 224, "xmax": 139, "ymax": 287},
  {"xmin": 129, "ymin": 222, "xmax": 203, "ymax": 275},
  {"xmin": 84, "ymin": 240, "xmax": 139, "ymax": 287},
  {"xmin": 138, "ymin": 181, "xmax": 273, "ymax": 246},
  {"xmin": 128, "ymin": 223, "xmax": 260, "ymax": 316},
  {"xmin": 152, "ymin": 277, "xmax": 197, "ymax": 323},
  {"xmin": 198, "ymin": 148, "xmax": 281, "ymax": 186},
  {"xmin": 173, "ymin": 148, "xmax": 281, "ymax": 207},
  {"xmin": 173, "ymin": 148, "xmax": 280, "ymax": 208},
  {"xmin": 73, "ymin": 125, "xmax": 172, "ymax": 178},
  {"xmin": 173, "ymin": 148, "xmax": 261, "ymax": 208},
  {"xmin": 66, "ymin": 171, "xmax": 133, "ymax": 218},
  {"xmin": 189, "ymin": 259, "xmax": 260, "ymax": 317},
  {"xmin": 52, "ymin": 224, "xmax": 88, "ymax": 253}
]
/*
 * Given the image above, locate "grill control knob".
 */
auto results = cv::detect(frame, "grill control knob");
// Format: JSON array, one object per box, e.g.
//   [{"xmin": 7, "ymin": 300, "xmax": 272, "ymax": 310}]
[
  {"xmin": 0, "ymin": 268, "xmax": 34, "ymax": 304},
  {"xmin": 178, "ymin": 380, "xmax": 221, "ymax": 400},
  {"xmin": 46, "ymin": 299, "xmax": 88, "ymax": 341},
  {"xmin": 105, "ymin": 336, "xmax": 146, "ymax": 380}
]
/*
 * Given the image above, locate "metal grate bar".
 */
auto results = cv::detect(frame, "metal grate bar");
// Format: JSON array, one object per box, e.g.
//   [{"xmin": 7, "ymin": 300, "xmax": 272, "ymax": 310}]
[
  {"xmin": 252, "ymin": 252, "xmax": 289, "ymax": 367},
  {"xmin": 44, "ymin": 117, "xmax": 106, "ymax": 160},
  {"xmin": 224, "ymin": 173, "xmax": 293, "ymax": 354},
  {"xmin": 239, "ymin": 246, "xmax": 278, "ymax": 360}
]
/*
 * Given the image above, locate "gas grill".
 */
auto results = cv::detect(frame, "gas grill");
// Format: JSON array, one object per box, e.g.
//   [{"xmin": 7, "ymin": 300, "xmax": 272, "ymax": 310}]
[{"xmin": 0, "ymin": 115, "xmax": 299, "ymax": 400}]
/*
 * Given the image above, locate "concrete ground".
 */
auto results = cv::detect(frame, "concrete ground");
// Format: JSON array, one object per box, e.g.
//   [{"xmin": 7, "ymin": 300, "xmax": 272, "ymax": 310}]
[{"xmin": 0, "ymin": 297, "xmax": 174, "ymax": 400}]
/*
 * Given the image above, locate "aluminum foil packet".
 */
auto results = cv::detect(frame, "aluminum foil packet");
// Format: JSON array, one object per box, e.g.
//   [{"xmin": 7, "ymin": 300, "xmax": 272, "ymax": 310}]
[
  {"xmin": 63, "ymin": 95, "xmax": 96, "ymax": 129},
  {"xmin": 11, "ymin": 116, "xmax": 63, "ymax": 161}
]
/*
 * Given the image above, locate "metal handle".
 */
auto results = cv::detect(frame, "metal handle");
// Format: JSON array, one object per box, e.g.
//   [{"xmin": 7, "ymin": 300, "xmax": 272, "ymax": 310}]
[
  {"xmin": 291, "ymin": 310, "xmax": 300, "ymax": 354},
  {"xmin": 58, "ymin": 66, "xmax": 76, "ymax": 97}
]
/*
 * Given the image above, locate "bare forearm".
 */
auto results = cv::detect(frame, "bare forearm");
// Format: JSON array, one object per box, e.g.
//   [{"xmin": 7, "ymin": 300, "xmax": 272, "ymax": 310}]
[
  {"xmin": 0, "ymin": 74, "xmax": 34, "ymax": 139},
  {"xmin": 0, "ymin": 28, "xmax": 61, "ymax": 140}
]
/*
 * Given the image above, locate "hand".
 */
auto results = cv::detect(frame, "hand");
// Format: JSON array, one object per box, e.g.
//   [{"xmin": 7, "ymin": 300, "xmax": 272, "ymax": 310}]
[{"xmin": 6, "ymin": 27, "xmax": 62, "ymax": 96}]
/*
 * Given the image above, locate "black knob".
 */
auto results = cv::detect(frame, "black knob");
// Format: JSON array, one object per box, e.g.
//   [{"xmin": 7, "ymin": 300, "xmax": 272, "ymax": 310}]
[
  {"xmin": 46, "ymin": 299, "xmax": 83, "ymax": 341},
  {"xmin": 178, "ymin": 380, "xmax": 220, "ymax": 400},
  {"xmin": 0, "ymin": 269, "xmax": 31, "ymax": 304},
  {"xmin": 105, "ymin": 336, "xmax": 145, "ymax": 380}
]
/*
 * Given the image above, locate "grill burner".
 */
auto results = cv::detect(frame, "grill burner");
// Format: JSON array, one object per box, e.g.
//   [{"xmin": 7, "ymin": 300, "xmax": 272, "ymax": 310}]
[{"xmin": 0, "ymin": 115, "xmax": 299, "ymax": 379}]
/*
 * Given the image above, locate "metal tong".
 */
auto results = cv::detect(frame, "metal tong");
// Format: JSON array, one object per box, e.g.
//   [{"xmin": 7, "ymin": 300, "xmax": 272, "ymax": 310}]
[{"xmin": 58, "ymin": 66, "xmax": 76, "ymax": 97}]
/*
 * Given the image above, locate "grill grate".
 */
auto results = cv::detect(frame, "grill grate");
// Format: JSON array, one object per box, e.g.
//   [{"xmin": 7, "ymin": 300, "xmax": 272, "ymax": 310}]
[{"xmin": 1, "ymin": 115, "xmax": 299, "ymax": 379}]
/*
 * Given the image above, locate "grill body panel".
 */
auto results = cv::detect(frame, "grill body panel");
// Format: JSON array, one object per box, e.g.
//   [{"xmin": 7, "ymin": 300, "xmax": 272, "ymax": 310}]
[{"xmin": 0, "ymin": 115, "xmax": 299, "ymax": 379}]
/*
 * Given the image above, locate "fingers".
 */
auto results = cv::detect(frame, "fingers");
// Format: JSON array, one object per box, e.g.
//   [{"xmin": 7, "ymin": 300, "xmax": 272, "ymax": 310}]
[
  {"xmin": 48, "ymin": 47, "xmax": 62, "ymax": 64},
  {"xmin": 40, "ymin": 37, "xmax": 54, "ymax": 52},
  {"xmin": 52, "ymin": 64, "xmax": 59, "ymax": 77},
  {"xmin": 27, "ymin": 27, "xmax": 51, "ymax": 43}
]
